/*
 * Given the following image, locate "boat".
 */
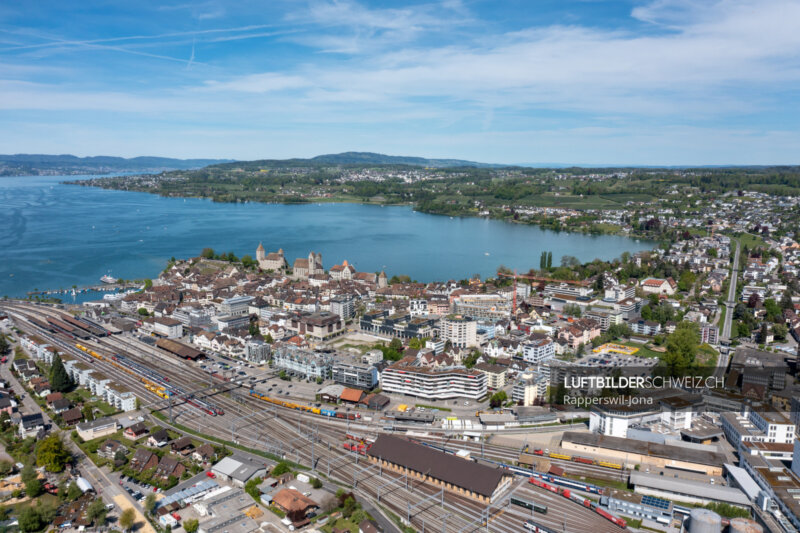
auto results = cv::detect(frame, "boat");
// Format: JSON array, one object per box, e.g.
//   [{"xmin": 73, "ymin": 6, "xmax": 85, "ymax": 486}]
[{"xmin": 100, "ymin": 274, "xmax": 118, "ymax": 284}]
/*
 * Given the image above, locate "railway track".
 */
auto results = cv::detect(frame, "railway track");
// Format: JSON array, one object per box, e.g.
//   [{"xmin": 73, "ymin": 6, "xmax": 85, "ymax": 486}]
[{"xmin": 2, "ymin": 302, "xmax": 629, "ymax": 533}]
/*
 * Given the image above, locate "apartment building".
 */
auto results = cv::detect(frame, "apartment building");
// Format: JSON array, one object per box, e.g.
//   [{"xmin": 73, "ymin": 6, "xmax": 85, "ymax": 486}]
[
  {"xmin": 331, "ymin": 361, "xmax": 379, "ymax": 390},
  {"xmin": 522, "ymin": 337, "xmax": 555, "ymax": 364},
  {"xmin": 381, "ymin": 356, "xmax": 487, "ymax": 400},
  {"xmin": 439, "ymin": 316, "xmax": 478, "ymax": 348},
  {"xmin": 272, "ymin": 346, "xmax": 332, "ymax": 379}
]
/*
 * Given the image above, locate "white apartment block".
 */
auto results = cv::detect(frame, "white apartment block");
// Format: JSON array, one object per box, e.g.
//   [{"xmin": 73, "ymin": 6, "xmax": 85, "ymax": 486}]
[
  {"xmin": 721, "ymin": 403, "xmax": 796, "ymax": 451},
  {"xmin": 522, "ymin": 338, "xmax": 555, "ymax": 364},
  {"xmin": 272, "ymin": 346, "xmax": 332, "ymax": 380},
  {"xmin": 381, "ymin": 360, "xmax": 487, "ymax": 400},
  {"xmin": 439, "ymin": 316, "xmax": 478, "ymax": 348}
]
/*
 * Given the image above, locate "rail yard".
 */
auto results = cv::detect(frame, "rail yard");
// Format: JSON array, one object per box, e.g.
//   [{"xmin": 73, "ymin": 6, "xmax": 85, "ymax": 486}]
[{"xmin": 2, "ymin": 301, "xmax": 630, "ymax": 533}]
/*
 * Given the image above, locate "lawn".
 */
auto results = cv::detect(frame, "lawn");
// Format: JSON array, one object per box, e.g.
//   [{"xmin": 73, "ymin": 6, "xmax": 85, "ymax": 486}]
[
  {"xmin": 735, "ymin": 232, "xmax": 766, "ymax": 249},
  {"xmin": 321, "ymin": 517, "xmax": 359, "ymax": 533},
  {"xmin": 415, "ymin": 404, "xmax": 451, "ymax": 412}
]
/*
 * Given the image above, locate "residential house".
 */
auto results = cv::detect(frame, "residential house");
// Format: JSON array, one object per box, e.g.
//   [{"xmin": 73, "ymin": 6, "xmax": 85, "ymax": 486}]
[
  {"xmin": 155, "ymin": 456, "xmax": 186, "ymax": 481},
  {"xmin": 97, "ymin": 439, "xmax": 128, "ymax": 460},
  {"xmin": 124, "ymin": 422, "xmax": 149, "ymax": 440},
  {"xmin": 129, "ymin": 448, "xmax": 159, "ymax": 474},
  {"xmin": 148, "ymin": 428, "xmax": 170, "ymax": 447}
]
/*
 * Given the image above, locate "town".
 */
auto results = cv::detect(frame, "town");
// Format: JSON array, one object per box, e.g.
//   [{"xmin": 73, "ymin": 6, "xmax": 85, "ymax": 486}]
[{"xmin": 0, "ymin": 209, "xmax": 799, "ymax": 533}]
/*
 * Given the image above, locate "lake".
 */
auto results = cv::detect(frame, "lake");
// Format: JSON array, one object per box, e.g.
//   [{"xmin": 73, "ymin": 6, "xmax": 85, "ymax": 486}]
[{"xmin": 0, "ymin": 175, "xmax": 654, "ymax": 298}]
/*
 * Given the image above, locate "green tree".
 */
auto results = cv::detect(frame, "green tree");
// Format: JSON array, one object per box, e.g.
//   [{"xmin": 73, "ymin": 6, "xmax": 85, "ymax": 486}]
[
  {"xmin": 119, "ymin": 508, "xmax": 136, "ymax": 532},
  {"xmin": 66, "ymin": 482, "xmax": 82, "ymax": 501},
  {"xmin": 21, "ymin": 464, "xmax": 42, "ymax": 497},
  {"xmin": 0, "ymin": 460, "xmax": 13, "ymax": 475},
  {"xmin": 200, "ymin": 248, "xmax": 215, "ymax": 259},
  {"xmin": 143, "ymin": 278, "xmax": 153, "ymax": 290},
  {"xmin": 489, "ymin": 390, "xmax": 507, "ymax": 408},
  {"xmin": 49, "ymin": 354, "xmax": 73, "ymax": 393},
  {"xmin": 241, "ymin": 255, "xmax": 257, "ymax": 269},
  {"xmin": 144, "ymin": 493, "xmax": 157, "ymax": 514},
  {"xmin": 546, "ymin": 251, "xmax": 553, "ymax": 269},
  {"xmin": 137, "ymin": 307, "xmax": 149, "ymax": 317},
  {"xmin": 773, "ymin": 324, "xmax": 788, "ymax": 341},
  {"xmin": 36, "ymin": 434, "xmax": 71, "ymax": 472},
  {"xmin": 82, "ymin": 405, "xmax": 95, "ymax": 422},
  {"xmin": 86, "ymin": 499, "xmax": 107, "ymax": 525},
  {"xmin": 184, "ymin": 518, "xmax": 199, "ymax": 533},
  {"xmin": 0, "ymin": 335, "xmax": 9, "ymax": 356},
  {"xmin": 660, "ymin": 322, "xmax": 699, "ymax": 377},
  {"xmin": 781, "ymin": 289, "xmax": 794, "ymax": 310},
  {"xmin": 18, "ymin": 507, "xmax": 42, "ymax": 533},
  {"xmin": 271, "ymin": 462, "xmax": 291, "ymax": 477},
  {"xmin": 264, "ymin": 333, "xmax": 274, "ymax": 344}
]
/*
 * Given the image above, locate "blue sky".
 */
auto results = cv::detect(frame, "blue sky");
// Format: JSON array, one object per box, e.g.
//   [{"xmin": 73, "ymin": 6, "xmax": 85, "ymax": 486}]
[{"xmin": 1, "ymin": 0, "xmax": 799, "ymax": 165}]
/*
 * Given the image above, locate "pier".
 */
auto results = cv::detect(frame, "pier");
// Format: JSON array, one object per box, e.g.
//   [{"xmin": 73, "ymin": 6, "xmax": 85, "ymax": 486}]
[{"xmin": 26, "ymin": 282, "xmax": 141, "ymax": 297}]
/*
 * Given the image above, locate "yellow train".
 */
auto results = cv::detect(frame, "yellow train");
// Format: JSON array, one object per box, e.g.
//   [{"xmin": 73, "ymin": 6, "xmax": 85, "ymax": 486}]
[
  {"xmin": 249, "ymin": 390, "xmax": 361, "ymax": 420},
  {"xmin": 549, "ymin": 453, "xmax": 572, "ymax": 461},
  {"xmin": 597, "ymin": 461, "xmax": 623, "ymax": 470}
]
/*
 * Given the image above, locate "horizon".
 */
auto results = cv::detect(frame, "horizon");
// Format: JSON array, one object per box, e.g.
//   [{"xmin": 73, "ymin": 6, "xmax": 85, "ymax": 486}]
[{"xmin": 2, "ymin": 1, "xmax": 799, "ymax": 165}]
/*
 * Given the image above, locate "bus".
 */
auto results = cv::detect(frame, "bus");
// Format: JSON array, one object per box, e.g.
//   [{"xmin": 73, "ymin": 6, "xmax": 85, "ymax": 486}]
[{"xmin": 511, "ymin": 496, "xmax": 548, "ymax": 514}]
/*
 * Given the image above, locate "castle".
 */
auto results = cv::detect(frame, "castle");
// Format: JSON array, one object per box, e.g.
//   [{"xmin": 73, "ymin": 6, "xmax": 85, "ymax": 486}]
[{"xmin": 255, "ymin": 244, "xmax": 323, "ymax": 280}]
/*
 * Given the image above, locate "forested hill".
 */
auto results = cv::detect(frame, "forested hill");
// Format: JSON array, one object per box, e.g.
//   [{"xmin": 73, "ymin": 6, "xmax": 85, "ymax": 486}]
[
  {"xmin": 0, "ymin": 154, "xmax": 234, "ymax": 176},
  {"xmin": 207, "ymin": 151, "xmax": 502, "ymax": 170}
]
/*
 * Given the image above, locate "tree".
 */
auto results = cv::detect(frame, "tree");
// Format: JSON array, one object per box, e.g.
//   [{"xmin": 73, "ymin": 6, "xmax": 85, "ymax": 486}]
[
  {"xmin": 773, "ymin": 324, "xmax": 789, "ymax": 341},
  {"xmin": 18, "ymin": 507, "xmax": 42, "ymax": 533},
  {"xmin": 21, "ymin": 464, "xmax": 42, "ymax": 497},
  {"xmin": 86, "ymin": 499, "xmax": 108, "ymax": 525},
  {"xmin": 82, "ymin": 405, "xmax": 95, "ymax": 421},
  {"xmin": 0, "ymin": 335, "xmax": 8, "ymax": 356},
  {"xmin": 143, "ymin": 278, "xmax": 153, "ymax": 290},
  {"xmin": 271, "ymin": 462, "xmax": 291, "ymax": 477},
  {"xmin": 200, "ymin": 248, "xmax": 215, "ymax": 259},
  {"xmin": 36, "ymin": 434, "xmax": 71, "ymax": 472},
  {"xmin": 781, "ymin": 289, "xmax": 794, "ymax": 310},
  {"xmin": 489, "ymin": 390, "xmax": 507, "ymax": 408},
  {"xmin": 137, "ymin": 307, "xmax": 149, "ymax": 316},
  {"xmin": 661, "ymin": 322, "xmax": 699, "ymax": 377},
  {"xmin": 145, "ymin": 493, "xmax": 157, "ymax": 514},
  {"xmin": 560, "ymin": 255, "xmax": 580, "ymax": 268},
  {"xmin": 184, "ymin": 518, "xmax": 199, "ymax": 533},
  {"xmin": 311, "ymin": 477, "xmax": 323, "ymax": 489},
  {"xmin": 241, "ymin": 255, "xmax": 257, "ymax": 269},
  {"xmin": 546, "ymin": 251, "xmax": 553, "ymax": 269},
  {"xmin": 119, "ymin": 508, "xmax": 136, "ymax": 532},
  {"xmin": 264, "ymin": 333, "xmax": 274, "ymax": 344},
  {"xmin": 49, "ymin": 354, "xmax": 73, "ymax": 393},
  {"xmin": 66, "ymin": 482, "xmax": 82, "ymax": 501},
  {"xmin": 0, "ymin": 459, "xmax": 13, "ymax": 475}
]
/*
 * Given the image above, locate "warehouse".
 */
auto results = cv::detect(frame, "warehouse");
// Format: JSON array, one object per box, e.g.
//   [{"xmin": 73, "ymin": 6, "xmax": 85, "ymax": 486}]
[
  {"xmin": 366, "ymin": 435, "xmax": 512, "ymax": 503},
  {"xmin": 156, "ymin": 338, "xmax": 206, "ymax": 360},
  {"xmin": 561, "ymin": 431, "xmax": 725, "ymax": 475}
]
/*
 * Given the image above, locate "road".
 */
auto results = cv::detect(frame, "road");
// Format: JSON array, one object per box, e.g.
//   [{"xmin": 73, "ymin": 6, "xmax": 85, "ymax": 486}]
[
  {"xmin": 1, "ymin": 327, "xmax": 154, "ymax": 533},
  {"xmin": 716, "ymin": 240, "xmax": 740, "ymax": 378},
  {"xmin": 3, "ymin": 302, "xmax": 628, "ymax": 533}
]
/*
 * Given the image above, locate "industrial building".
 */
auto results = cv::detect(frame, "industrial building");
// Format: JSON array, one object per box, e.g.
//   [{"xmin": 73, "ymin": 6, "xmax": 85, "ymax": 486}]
[
  {"xmin": 561, "ymin": 431, "xmax": 726, "ymax": 475},
  {"xmin": 366, "ymin": 435, "xmax": 512, "ymax": 503}
]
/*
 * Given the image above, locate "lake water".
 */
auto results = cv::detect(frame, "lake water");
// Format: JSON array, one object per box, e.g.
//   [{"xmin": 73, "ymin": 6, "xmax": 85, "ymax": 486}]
[{"xmin": 0, "ymin": 175, "xmax": 654, "ymax": 298}]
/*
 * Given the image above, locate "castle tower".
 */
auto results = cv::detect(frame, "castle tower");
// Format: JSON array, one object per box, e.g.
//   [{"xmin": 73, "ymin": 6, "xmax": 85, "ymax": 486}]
[
  {"xmin": 256, "ymin": 242, "xmax": 265, "ymax": 262},
  {"xmin": 378, "ymin": 270, "xmax": 388, "ymax": 289},
  {"xmin": 308, "ymin": 251, "xmax": 316, "ymax": 273}
]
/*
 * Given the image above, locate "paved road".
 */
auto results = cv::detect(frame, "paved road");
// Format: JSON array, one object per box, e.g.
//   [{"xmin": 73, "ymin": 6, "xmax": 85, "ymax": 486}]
[
  {"xmin": 721, "ymin": 240, "xmax": 741, "ymax": 341},
  {"xmin": 715, "ymin": 241, "xmax": 740, "ymax": 379},
  {"xmin": 1, "ymin": 329, "xmax": 153, "ymax": 533}
]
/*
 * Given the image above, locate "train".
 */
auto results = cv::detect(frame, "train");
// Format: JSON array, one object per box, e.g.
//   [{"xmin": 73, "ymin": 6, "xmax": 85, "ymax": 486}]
[
  {"xmin": 525, "ymin": 447, "xmax": 623, "ymax": 470},
  {"xmin": 345, "ymin": 433, "xmax": 375, "ymax": 444},
  {"xmin": 529, "ymin": 478, "xmax": 627, "ymax": 529},
  {"xmin": 415, "ymin": 440, "xmax": 607, "ymax": 498},
  {"xmin": 74, "ymin": 343, "xmax": 223, "ymax": 416},
  {"xmin": 524, "ymin": 520, "xmax": 556, "ymax": 533},
  {"xmin": 249, "ymin": 390, "xmax": 362, "ymax": 420},
  {"xmin": 342, "ymin": 442, "xmax": 372, "ymax": 455},
  {"xmin": 510, "ymin": 496, "xmax": 547, "ymax": 514}
]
